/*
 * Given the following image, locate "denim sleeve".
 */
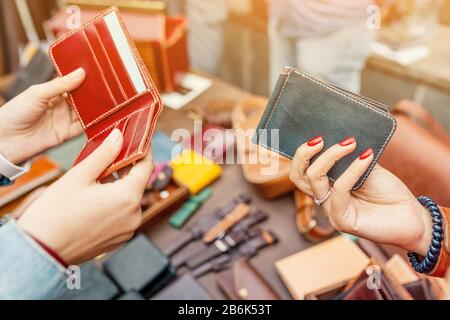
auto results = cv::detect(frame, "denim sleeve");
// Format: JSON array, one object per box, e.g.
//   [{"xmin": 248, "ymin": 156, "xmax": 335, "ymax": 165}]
[{"xmin": 0, "ymin": 220, "xmax": 67, "ymax": 300}]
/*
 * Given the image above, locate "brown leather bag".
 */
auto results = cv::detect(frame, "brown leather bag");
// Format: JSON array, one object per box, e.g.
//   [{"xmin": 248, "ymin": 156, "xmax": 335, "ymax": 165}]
[{"xmin": 379, "ymin": 100, "xmax": 450, "ymax": 207}]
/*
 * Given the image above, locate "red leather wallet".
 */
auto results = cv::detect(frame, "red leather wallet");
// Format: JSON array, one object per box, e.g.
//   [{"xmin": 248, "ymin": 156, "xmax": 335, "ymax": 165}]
[{"xmin": 49, "ymin": 7, "xmax": 163, "ymax": 178}]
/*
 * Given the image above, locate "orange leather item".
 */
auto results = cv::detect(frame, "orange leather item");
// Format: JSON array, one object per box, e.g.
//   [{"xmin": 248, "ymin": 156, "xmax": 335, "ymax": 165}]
[
  {"xmin": 276, "ymin": 236, "xmax": 370, "ymax": 299},
  {"xmin": 294, "ymin": 189, "xmax": 335, "ymax": 242},
  {"xmin": 430, "ymin": 207, "xmax": 450, "ymax": 278},
  {"xmin": 49, "ymin": 8, "xmax": 163, "ymax": 178},
  {"xmin": 46, "ymin": 9, "xmax": 189, "ymax": 92},
  {"xmin": 379, "ymin": 101, "xmax": 450, "ymax": 207}
]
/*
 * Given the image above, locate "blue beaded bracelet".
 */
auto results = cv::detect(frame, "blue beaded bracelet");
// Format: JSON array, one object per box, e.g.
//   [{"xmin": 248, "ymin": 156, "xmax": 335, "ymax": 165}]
[{"xmin": 407, "ymin": 196, "xmax": 444, "ymax": 274}]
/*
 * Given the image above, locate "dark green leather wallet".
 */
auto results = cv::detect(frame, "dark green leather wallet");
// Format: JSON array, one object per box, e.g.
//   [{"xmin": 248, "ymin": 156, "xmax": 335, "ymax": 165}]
[{"xmin": 254, "ymin": 67, "xmax": 397, "ymax": 190}]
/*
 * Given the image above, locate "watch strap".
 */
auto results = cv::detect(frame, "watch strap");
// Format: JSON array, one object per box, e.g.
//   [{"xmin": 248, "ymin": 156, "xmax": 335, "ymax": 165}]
[
  {"xmin": 202, "ymin": 203, "xmax": 251, "ymax": 243},
  {"xmin": 238, "ymin": 230, "xmax": 278, "ymax": 258}
]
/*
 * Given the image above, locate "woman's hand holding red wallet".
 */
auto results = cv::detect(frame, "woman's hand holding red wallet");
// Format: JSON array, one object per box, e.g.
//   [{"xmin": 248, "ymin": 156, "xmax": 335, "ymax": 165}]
[
  {"xmin": 0, "ymin": 71, "xmax": 153, "ymax": 265},
  {"xmin": 0, "ymin": 68, "xmax": 85, "ymax": 165},
  {"xmin": 290, "ymin": 135, "xmax": 433, "ymax": 257},
  {"xmin": 18, "ymin": 129, "xmax": 153, "ymax": 265}
]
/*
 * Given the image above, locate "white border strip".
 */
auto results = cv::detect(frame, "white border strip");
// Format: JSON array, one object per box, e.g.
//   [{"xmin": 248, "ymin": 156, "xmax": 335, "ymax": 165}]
[{"xmin": 104, "ymin": 11, "xmax": 146, "ymax": 94}]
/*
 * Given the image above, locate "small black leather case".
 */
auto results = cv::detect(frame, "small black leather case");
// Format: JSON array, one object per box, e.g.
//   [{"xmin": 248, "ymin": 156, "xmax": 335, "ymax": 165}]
[
  {"xmin": 254, "ymin": 67, "xmax": 397, "ymax": 190},
  {"xmin": 104, "ymin": 235, "xmax": 175, "ymax": 298}
]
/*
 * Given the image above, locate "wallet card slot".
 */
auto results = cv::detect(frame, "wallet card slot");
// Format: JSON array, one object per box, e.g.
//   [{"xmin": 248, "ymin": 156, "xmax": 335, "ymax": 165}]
[
  {"xmin": 94, "ymin": 18, "xmax": 138, "ymax": 99},
  {"xmin": 50, "ymin": 31, "xmax": 116, "ymax": 127},
  {"xmin": 127, "ymin": 107, "xmax": 151, "ymax": 158},
  {"xmin": 103, "ymin": 11, "xmax": 147, "ymax": 95},
  {"xmin": 84, "ymin": 24, "xmax": 127, "ymax": 105},
  {"xmin": 116, "ymin": 111, "xmax": 142, "ymax": 162},
  {"xmin": 75, "ymin": 117, "xmax": 129, "ymax": 167},
  {"xmin": 85, "ymin": 93, "xmax": 155, "ymax": 141}
]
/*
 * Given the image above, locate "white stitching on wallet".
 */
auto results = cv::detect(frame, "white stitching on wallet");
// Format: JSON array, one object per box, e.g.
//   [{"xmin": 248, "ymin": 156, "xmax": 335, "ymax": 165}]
[{"xmin": 259, "ymin": 67, "xmax": 397, "ymax": 190}]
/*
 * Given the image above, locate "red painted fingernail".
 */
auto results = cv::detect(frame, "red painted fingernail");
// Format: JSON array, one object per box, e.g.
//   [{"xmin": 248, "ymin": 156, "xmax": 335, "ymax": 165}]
[
  {"xmin": 339, "ymin": 136, "xmax": 356, "ymax": 147},
  {"xmin": 307, "ymin": 136, "xmax": 323, "ymax": 147},
  {"xmin": 359, "ymin": 148, "xmax": 373, "ymax": 160}
]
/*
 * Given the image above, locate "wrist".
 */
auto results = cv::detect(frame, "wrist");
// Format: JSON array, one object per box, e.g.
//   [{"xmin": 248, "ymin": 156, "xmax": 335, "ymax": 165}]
[
  {"xmin": 407, "ymin": 201, "xmax": 433, "ymax": 256},
  {"xmin": 0, "ymin": 138, "xmax": 21, "ymax": 165},
  {"xmin": 17, "ymin": 218, "xmax": 71, "ymax": 265}
]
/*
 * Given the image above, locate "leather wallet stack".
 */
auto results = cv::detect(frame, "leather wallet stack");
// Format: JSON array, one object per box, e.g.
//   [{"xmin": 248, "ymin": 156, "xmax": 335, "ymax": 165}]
[
  {"xmin": 49, "ymin": 7, "xmax": 163, "ymax": 178},
  {"xmin": 254, "ymin": 67, "xmax": 397, "ymax": 190},
  {"xmin": 104, "ymin": 235, "xmax": 175, "ymax": 298}
]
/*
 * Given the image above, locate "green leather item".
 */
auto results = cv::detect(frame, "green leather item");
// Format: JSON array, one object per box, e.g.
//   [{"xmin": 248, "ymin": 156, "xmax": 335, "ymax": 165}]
[{"xmin": 169, "ymin": 188, "xmax": 213, "ymax": 229}]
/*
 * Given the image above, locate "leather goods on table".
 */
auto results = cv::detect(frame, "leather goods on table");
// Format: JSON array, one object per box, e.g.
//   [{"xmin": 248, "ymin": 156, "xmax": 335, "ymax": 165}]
[
  {"xmin": 60, "ymin": 262, "xmax": 120, "ymax": 300},
  {"xmin": 0, "ymin": 157, "xmax": 61, "ymax": 216},
  {"xmin": 49, "ymin": 7, "xmax": 163, "ymax": 178},
  {"xmin": 217, "ymin": 258, "xmax": 281, "ymax": 300},
  {"xmin": 254, "ymin": 67, "xmax": 397, "ymax": 191},
  {"xmin": 185, "ymin": 123, "xmax": 235, "ymax": 163},
  {"xmin": 141, "ymin": 182, "xmax": 190, "ymax": 226},
  {"xmin": 104, "ymin": 235, "xmax": 175, "ymax": 298},
  {"xmin": 186, "ymin": 227, "xmax": 260, "ymax": 269},
  {"xmin": 169, "ymin": 188, "xmax": 213, "ymax": 229},
  {"xmin": 342, "ymin": 262, "xmax": 413, "ymax": 300},
  {"xmin": 379, "ymin": 100, "xmax": 450, "ymax": 207},
  {"xmin": 232, "ymin": 96, "xmax": 294, "ymax": 199},
  {"xmin": 192, "ymin": 255, "xmax": 232, "ymax": 278},
  {"xmin": 276, "ymin": 235, "xmax": 370, "ymax": 300},
  {"xmin": 294, "ymin": 189, "xmax": 335, "ymax": 242},
  {"xmin": 172, "ymin": 207, "xmax": 266, "ymax": 268},
  {"xmin": 47, "ymin": 7, "xmax": 189, "ymax": 92},
  {"xmin": 152, "ymin": 273, "xmax": 213, "ymax": 300},
  {"xmin": 3, "ymin": 47, "xmax": 55, "ymax": 101},
  {"xmin": 190, "ymin": 229, "xmax": 278, "ymax": 277},
  {"xmin": 197, "ymin": 100, "xmax": 237, "ymax": 129},
  {"xmin": 170, "ymin": 149, "xmax": 222, "ymax": 195},
  {"xmin": 164, "ymin": 194, "xmax": 252, "ymax": 257}
]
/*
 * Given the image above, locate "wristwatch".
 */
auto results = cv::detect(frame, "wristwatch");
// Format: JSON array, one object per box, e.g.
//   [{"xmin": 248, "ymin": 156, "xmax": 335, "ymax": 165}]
[{"xmin": 0, "ymin": 152, "xmax": 31, "ymax": 185}]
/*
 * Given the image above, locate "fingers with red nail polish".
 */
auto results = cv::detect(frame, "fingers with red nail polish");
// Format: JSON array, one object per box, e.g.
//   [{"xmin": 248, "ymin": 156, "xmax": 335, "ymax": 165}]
[{"xmin": 307, "ymin": 136, "xmax": 323, "ymax": 147}]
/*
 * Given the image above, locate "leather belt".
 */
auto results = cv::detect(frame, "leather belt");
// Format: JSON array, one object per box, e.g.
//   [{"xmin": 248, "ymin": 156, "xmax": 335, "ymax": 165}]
[
  {"xmin": 173, "ymin": 209, "xmax": 267, "ymax": 268},
  {"xmin": 164, "ymin": 194, "xmax": 251, "ymax": 256},
  {"xmin": 186, "ymin": 228, "xmax": 260, "ymax": 269},
  {"xmin": 238, "ymin": 230, "xmax": 278, "ymax": 258},
  {"xmin": 192, "ymin": 254, "xmax": 232, "ymax": 278},
  {"xmin": 191, "ymin": 229, "xmax": 279, "ymax": 277}
]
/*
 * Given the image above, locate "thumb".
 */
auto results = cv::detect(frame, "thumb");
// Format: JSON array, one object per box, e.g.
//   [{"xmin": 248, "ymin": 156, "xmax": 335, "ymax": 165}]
[
  {"xmin": 76, "ymin": 129, "xmax": 123, "ymax": 181},
  {"xmin": 30, "ymin": 68, "xmax": 85, "ymax": 100}
]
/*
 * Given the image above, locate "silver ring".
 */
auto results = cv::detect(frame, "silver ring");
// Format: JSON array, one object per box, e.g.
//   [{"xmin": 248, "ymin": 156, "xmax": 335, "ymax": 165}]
[{"xmin": 314, "ymin": 188, "xmax": 332, "ymax": 206}]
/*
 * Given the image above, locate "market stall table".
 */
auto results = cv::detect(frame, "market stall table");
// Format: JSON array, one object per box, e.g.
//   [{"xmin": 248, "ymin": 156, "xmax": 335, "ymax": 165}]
[{"xmin": 143, "ymin": 74, "xmax": 312, "ymax": 300}]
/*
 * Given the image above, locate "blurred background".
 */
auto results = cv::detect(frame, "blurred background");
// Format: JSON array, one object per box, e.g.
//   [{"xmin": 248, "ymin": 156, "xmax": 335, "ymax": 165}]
[{"xmin": 1, "ymin": 0, "xmax": 449, "ymax": 130}]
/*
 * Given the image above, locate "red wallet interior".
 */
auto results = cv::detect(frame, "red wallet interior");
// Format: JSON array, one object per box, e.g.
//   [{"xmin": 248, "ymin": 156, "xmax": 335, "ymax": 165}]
[{"xmin": 49, "ymin": 8, "xmax": 162, "ymax": 175}]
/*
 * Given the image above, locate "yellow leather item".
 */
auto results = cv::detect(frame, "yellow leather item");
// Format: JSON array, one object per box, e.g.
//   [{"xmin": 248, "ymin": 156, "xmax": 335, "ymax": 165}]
[{"xmin": 170, "ymin": 149, "xmax": 222, "ymax": 194}]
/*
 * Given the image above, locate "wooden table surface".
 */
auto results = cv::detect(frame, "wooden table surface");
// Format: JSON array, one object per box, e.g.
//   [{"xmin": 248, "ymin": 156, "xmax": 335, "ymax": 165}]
[
  {"xmin": 144, "ymin": 75, "xmax": 312, "ymax": 300},
  {"xmin": 367, "ymin": 25, "xmax": 450, "ymax": 92}
]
